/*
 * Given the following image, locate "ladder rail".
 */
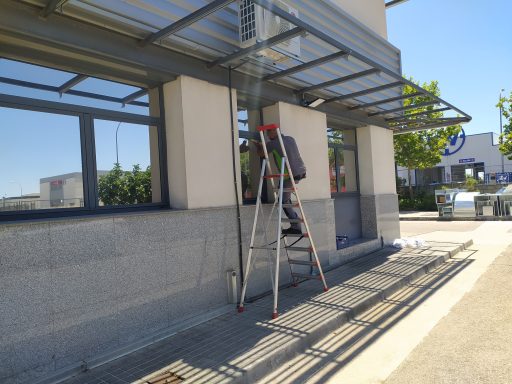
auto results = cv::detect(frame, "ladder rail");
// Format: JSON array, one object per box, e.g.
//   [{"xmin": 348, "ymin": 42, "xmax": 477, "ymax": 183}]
[
  {"xmin": 238, "ymin": 124, "xmax": 329, "ymax": 319},
  {"xmin": 238, "ymin": 159, "xmax": 268, "ymax": 311}
]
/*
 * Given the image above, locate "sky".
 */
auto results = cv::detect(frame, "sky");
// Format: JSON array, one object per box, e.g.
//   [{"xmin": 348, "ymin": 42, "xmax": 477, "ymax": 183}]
[{"xmin": 386, "ymin": 0, "xmax": 512, "ymax": 136}]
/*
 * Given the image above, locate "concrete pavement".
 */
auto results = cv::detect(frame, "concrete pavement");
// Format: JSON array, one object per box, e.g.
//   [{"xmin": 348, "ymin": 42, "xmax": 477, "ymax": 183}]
[{"xmin": 261, "ymin": 221, "xmax": 512, "ymax": 384}]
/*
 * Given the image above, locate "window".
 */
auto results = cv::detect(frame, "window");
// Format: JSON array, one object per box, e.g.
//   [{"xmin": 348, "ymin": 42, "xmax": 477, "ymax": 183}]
[
  {"xmin": 94, "ymin": 119, "xmax": 161, "ymax": 206},
  {"xmin": 0, "ymin": 59, "xmax": 165, "ymax": 219},
  {"xmin": 328, "ymin": 129, "xmax": 359, "ymax": 194},
  {"xmin": 0, "ymin": 107, "xmax": 83, "ymax": 212}
]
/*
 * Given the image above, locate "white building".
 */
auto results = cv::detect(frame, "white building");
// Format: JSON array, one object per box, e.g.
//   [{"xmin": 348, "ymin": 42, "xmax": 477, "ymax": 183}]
[{"xmin": 398, "ymin": 130, "xmax": 512, "ymax": 186}]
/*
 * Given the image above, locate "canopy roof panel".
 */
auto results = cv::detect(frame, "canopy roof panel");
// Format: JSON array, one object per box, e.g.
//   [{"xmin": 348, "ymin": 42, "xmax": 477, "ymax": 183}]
[{"xmin": 4, "ymin": 0, "xmax": 471, "ymax": 131}]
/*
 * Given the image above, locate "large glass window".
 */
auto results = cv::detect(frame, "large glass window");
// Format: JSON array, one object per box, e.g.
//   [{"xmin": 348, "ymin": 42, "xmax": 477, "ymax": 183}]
[{"xmin": 0, "ymin": 107, "xmax": 83, "ymax": 212}]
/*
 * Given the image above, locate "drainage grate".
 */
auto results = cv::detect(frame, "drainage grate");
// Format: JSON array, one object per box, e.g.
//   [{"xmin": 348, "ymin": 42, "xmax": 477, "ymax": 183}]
[{"xmin": 143, "ymin": 370, "xmax": 183, "ymax": 384}]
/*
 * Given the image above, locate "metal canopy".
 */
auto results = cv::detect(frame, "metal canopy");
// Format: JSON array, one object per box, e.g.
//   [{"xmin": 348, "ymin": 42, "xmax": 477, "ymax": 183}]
[
  {"xmin": 0, "ymin": 67, "xmax": 149, "ymax": 108},
  {"xmin": 5, "ymin": 0, "xmax": 471, "ymax": 132}
]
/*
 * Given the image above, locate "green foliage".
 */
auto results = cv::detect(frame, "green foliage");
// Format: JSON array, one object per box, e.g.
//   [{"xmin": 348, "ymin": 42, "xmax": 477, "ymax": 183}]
[
  {"xmin": 394, "ymin": 78, "xmax": 462, "ymax": 199},
  {"xmin": 497, "ymin": 91, "xmax": 512, "ymax": 159},
  {"xmin": 399, "ymin": 194, "xmax": 437, "ymax": 211},
  {"xmin": 98, "ymin": 163, "xmax": 152, "ymax": 205},
  {"xmin": 464, "ymin": 176, "xmax": 478, "ymax": 192}
]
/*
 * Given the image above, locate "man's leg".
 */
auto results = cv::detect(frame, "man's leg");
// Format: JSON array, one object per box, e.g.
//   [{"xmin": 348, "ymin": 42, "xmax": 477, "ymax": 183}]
[{"xmin": 282, "ymin": 179, "xmax": 301, "ymax": 232}]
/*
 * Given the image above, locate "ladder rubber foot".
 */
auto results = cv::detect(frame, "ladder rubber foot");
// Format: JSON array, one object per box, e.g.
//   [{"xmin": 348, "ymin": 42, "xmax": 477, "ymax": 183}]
[
  {"xmin": 272, "ymin": 311, "xmax": 279, "ymax": 319},
  {"xmin": 323, "ymin": 287, "xmax": 329, "ymax": 292},
  {"xmin": 238, "ymin": 306, "xmax": 245, "ymax": 313}
]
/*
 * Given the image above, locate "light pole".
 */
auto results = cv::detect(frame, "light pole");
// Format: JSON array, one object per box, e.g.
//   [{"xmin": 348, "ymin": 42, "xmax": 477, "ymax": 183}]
[
  {"xmin": 9, "ymin": 180, "xmax": 22, "ymax": 197},
  {"xmin": 115, "ymin": 121, "xmax": 122, "ymax": 165},
  {"xmin": 499, "ymin": 89, "xmax": 505, "ymax": 173}
]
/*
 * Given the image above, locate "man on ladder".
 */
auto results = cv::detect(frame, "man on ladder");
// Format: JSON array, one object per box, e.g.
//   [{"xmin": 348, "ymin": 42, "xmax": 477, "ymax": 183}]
[
  {"xmin": 254, "ymin": 127, "xmax": 306, "ymax": 235},
  {"xmin": 238, "ymin": 124, "xmax": 328, "ymax": 319}
]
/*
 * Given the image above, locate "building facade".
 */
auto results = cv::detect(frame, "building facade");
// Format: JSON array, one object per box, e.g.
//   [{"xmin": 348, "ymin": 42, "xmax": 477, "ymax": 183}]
[
  {"xmin": 0, "ymin": 1, "xmax": 469, "ymax": 382},
  {"xmin": 398, "ymin": 131, "xmax": 512, "ymax": 186}
]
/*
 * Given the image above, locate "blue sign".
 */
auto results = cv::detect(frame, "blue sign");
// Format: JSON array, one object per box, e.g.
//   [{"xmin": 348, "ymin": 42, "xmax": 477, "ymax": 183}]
[
  {"xmin": 459, "ymin": 158, "xmax": 475, "ymax": 164},
  {"xmin": 484, "ymin": 172, "xmax": 512, "ymax": 184},
  {"xmin": 442, "ymin": 128, "xmax": 466, "ymax": 156}
]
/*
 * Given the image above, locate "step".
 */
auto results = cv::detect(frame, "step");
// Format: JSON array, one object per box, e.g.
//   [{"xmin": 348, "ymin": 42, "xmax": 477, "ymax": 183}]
[
  {"xmin": 284, "ymin": 232, "xmax": 309, "ymax": 238},
  {"xmin": 285, "ymin": 246, "xmax": 313, "ymax": 252},
  {"xmin": 291, "ymin": 272, "xmax": 322, "ymax": 280},
  {"xmin": 56, "ymin": 238, "xmax": 473, "ymax": 384},
  {"xmin": 288, "ymin": 259, "xmax": 318, "ymax": 266}
]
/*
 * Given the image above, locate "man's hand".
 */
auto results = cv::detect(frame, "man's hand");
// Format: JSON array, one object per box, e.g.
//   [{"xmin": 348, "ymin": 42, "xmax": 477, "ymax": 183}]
[{"xmin": 239, "ymin": 140, "xmax": 249, "ymax": 153}]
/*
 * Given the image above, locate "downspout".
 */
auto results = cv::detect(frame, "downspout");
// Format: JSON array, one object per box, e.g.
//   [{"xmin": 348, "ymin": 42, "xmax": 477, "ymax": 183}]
[{"xmin": 228, "ymin": 66, "xmax": 245, "ymax": 288}]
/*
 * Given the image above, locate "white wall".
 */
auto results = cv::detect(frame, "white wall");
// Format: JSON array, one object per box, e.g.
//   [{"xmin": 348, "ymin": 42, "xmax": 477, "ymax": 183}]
[
  {"xmin": 357, "ymin": 125, "xmax": 396, "ymax": 195},
  {"xmin": 163, "ymin": 76, "xmax": 240, "ymax": 209},
  {"xmin": 329, "ymin": 0, "xmax": 388, "ymax": 39},
  {"xmin": 263, "ymin": 102, "xmax": 331, "ymax": 200}
]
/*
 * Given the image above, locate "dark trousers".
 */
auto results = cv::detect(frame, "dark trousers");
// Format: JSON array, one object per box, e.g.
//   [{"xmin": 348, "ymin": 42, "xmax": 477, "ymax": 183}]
[{"xmin": 282, "ymin": 173, "xmax": 305, "ymax": 230}]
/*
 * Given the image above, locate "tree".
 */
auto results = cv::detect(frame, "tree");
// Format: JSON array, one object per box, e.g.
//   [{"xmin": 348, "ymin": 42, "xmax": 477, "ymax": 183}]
[
  {"xmin": 98, "ymin": 163, "xmax": 152, "ymax": 205},
  {"xmin": 497, "ymin": 91, "xmax": 512, "ymax": 159},
  {"xmin": 394, "ymin": 78, "xmax": 461, "ymax": 199}
]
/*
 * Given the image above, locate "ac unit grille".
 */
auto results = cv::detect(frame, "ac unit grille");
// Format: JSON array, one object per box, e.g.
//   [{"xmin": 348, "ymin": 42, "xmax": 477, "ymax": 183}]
[{"xmin": 240, "ymin": 0, "xmax": 256, "ymax": 43}]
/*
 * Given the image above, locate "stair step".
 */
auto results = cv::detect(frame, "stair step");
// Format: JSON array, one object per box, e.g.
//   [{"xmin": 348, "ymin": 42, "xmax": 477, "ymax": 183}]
[
  {"xmin": 288, "ymin": 259, "xmax": 318, "ymax": 266},
  {"xmin": 281, "ymin": 218, "xmax": 304, "ymax": 223},
  {"xmin": 286, "ymin": 246, "xmax": 313, "ymax": 252},
  {"xmin": 292, "ymin": 273, "xmax": 322, "ymax": 280},
  {"xmin": 284, "ymin": 232, "xmax": 309, "ymax": 238}
]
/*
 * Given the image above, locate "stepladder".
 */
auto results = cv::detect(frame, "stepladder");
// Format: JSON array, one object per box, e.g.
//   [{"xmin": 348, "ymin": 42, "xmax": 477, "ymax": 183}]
[{"xmin": 237, "ymin": 124, "xmax": 328, "ymax": 319}]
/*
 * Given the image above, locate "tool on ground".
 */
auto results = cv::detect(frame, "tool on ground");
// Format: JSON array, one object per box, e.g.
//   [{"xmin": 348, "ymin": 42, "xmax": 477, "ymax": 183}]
[{"xmin": 237, "ymin": 124, "xmax": 328, "ymax": 319}]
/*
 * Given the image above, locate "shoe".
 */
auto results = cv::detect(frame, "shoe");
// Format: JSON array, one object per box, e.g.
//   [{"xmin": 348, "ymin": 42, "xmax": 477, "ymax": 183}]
[{"xmin": 282, "ymin": 227, "xmax": 302, "ymax": 235}]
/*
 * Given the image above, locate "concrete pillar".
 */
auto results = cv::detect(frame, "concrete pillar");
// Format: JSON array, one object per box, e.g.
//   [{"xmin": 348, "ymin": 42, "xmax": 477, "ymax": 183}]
[
  {"xmin": 163, "ymin": 76, "xmax": 240, "ymax": 209},
  {"xmin": 357, "ymin": 125, "xmax": 400, "ymax": 243},
  {"xmin": 262, "ymin": 102, "xmax": 330, "ymax": 201}
]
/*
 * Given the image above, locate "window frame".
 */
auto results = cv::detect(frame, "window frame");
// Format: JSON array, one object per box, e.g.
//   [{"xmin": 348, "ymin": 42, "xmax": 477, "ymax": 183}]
[
  {"xmin": 0, "ymin": 92, "xmax": 168, "ymax": 222},
  {"xmin": 328, "ymin": 130, "xmax": 360, "ymax": 197}
]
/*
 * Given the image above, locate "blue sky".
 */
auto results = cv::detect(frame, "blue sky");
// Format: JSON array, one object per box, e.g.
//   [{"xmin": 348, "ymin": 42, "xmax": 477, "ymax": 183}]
[{"xmin": 386, "ymin": 0, "xmax": 512, "ymax": 136}]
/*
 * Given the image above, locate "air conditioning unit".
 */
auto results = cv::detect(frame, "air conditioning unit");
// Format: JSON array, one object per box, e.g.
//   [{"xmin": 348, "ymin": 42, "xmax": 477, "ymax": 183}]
[{"xmin": 238, "ymin": 0, "xmax": 301, "ymax": 62}]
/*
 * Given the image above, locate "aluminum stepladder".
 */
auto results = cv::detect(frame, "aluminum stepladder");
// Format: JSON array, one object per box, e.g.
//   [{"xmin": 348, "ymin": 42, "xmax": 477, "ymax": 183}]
[{"xmin": 237, "ymin": 124, "xmax": 329, "ymax": 319}]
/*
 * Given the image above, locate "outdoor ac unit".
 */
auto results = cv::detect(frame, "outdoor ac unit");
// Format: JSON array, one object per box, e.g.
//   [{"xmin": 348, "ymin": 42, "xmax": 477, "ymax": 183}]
[{"xmin": 238, "ymin": 0, "xmax": 301, "ymax": 62}]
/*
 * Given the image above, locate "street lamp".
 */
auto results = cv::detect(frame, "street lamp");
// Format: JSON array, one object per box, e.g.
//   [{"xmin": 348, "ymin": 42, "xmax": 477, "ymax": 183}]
[
  {"xmin": 115, "ymin": 121, "xmax": 122, "ymax": 165},
  {"xmin": 499, "ymin": 89, "xmax": 505, "ymax": 173},
  {"xmin": 9, "ymin": 180, "xmax": 22, "ymax": 197}
]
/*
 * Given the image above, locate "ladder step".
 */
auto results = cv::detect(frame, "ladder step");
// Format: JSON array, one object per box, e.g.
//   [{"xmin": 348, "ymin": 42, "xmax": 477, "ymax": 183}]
[
  {"xmin": 264, "ymin": 174, "xmax": 285, "ymax": 179},
  {"xmin": 286, "ymin": 246, "xmax": 313, "ymax": 252},
  {"xmin": 281, "ymin": 218, "xmax": 304, "ymax": 223},
  {"xmin": 251, "ymin": 245, "xmax": 276, "ymax": 250},
  {"xmin": 285, "ymin": 232, "xmax": 309, "ymax": 238},
  {"xmin": 288, "ymin": 259, "xmax": 318, "ymax": 266},
  {"xmin": 292, "ymin": 273, "xmax": 322, "ymax": 280}
]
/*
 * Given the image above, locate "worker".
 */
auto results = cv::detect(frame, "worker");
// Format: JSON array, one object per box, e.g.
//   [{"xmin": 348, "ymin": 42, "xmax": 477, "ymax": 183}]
[{"xmin": 254, "ymin": 128, "xmax": 306, "ymax": 235}]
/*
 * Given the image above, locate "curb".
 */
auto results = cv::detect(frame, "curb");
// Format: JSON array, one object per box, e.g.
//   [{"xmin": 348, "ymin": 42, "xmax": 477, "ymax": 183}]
[{"xmin": 235, "ymin": 239, "xmax": 474, "ymax": 384}]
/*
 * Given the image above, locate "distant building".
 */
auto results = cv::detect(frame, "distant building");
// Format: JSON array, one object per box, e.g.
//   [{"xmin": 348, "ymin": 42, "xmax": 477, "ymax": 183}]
[{"xmin": 397, "ymin": 131, "xmax": 512, "ymax": 186}]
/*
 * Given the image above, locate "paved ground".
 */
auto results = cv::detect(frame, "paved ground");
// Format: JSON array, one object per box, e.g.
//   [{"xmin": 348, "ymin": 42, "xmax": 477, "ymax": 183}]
[
  {"xmin": 56, "ymin": 237, "xmax": 470, "ymax": 384},
  {"xmin": 385, "ymin": 244, "xmax": 512, "ymax": 384},
  {"xmin": 271, "ymin": 221, "xmax": 512, "ymax": 384}
]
